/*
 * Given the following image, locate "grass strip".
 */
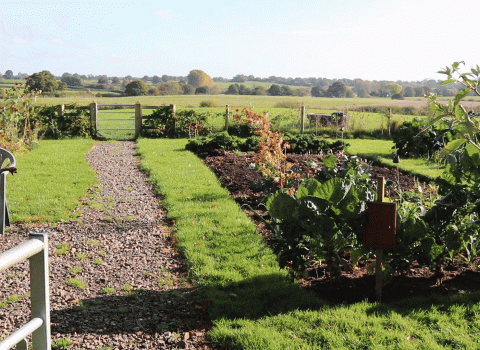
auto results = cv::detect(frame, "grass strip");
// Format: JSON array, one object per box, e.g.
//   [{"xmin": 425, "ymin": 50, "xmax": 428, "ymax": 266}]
[
  {"xmin": 7, "ymin": 138, "xmax": 97, "ymax": 223},
  {"xmin": 136, "ymin": 138, "xmax": 319, "ymax": 320},
  {"xmin": 138, "ymin": 138, "xmax": 480, "ymax": 349},
  {"xmin": 345, "ymin": 139, "xmax": 444, "ymax": 180}
]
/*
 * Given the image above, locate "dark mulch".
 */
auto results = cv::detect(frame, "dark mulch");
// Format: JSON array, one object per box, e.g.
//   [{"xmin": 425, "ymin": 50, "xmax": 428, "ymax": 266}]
[{"xmin": 200, "ymin": 149, "xmax": 480, "ymax": 304}]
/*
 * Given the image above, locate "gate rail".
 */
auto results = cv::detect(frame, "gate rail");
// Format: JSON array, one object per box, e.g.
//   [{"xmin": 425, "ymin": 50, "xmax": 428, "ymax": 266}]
[{"xmin": 0, "ymin": 232, "xmax": 50, "ymax": 350}]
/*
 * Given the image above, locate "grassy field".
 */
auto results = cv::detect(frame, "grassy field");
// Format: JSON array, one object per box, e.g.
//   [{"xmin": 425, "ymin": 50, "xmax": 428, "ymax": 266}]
[{"xmin": 27, "ymin": 94, "xmax": 430, "ymax": 110}]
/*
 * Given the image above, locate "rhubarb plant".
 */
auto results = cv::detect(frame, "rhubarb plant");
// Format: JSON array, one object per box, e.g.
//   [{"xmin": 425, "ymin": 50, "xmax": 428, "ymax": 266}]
[{"xmin": 266, "ymin": 155, "xmax": 376, "ymax": 274}]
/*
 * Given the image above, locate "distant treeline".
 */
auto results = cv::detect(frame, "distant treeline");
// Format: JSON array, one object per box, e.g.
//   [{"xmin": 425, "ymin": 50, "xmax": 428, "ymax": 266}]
[{"xmin": 1, "ymin": 69, "xmax": 463, "ymax": 98}]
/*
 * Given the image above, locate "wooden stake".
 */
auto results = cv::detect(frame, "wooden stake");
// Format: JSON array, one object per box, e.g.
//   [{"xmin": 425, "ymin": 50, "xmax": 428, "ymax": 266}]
[
  {"xmin": 375, "ymin": 176, "xmax": 385, "ymax": 302},
  {"xmin": 225, "ymin": 104, "xmax": 230, "ymax": 131}
]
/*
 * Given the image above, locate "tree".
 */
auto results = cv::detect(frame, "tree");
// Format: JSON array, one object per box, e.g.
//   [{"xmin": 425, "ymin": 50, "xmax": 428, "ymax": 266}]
[
  {"xmin": 281, "ymin": 85, "xmax": 293, "ymax": 96},
  {"xmin": 187, "ymin": 70, "xmax": 214, "ymax": 88},
  {"xmin": 227, "ymin": 84, "xmax": 240, "ymax": 94},
  {"xmin": 111, "ymin": 77, "xmax": 121, "ymax": 84},
  {"xmin": 385, "ymin": 82, "xmax": 403, "ymax": 96},
  {"xmin": 26, "ymin": 70, "xmax": 62, "ymax": 93},
  {"xmin": 195, "ymin": 86, "xmax": 210, "ymax": 94},
  {"xmin": 61, "ymin": 75, "xmax": 83, "ymax": 86},
  {"xmin": 157, "ymin": 81, "xmax": 183, "ymax": 95},
  {"xmin": 404, "ymin": 86, "xmax": 415, "ymax": 97},
  {"xmin": 124, "ymin": 79, "xmax": 148, "ymax": 96},
  {"xmin": 268, "ymin": 84, "xmax": 282, "ymax": 96},
  {"xmin": 253, "ymin": 86, "xmax": 267, "ymax": 95},
  {"xmin": 98, "ymin": 75, "xmax": 108, "ymax": 84},
  {"xmin": 231, "ymin": 74, "xmax": 246, "ymax": 83},
  {"xmin": 311, "ymin": 86, "xmax": 324, "ymax": 97},
  {"xmin": 182, "ymin": 83, "xmax": 195, "ymax": 95},
  {"xmin": 152, "ymin": 75, "xmax": 161, "ymax": 84},
  {"xmin": 325, "ymin": 81, "xmax": 349, "ymax": 97},
  {"xmin": 413, "ymin": 85, "xmax": 425, "ymax": 97},
  {"xmin": 3, "ymin": 70, "xmax": 14, "ymax": 80}
]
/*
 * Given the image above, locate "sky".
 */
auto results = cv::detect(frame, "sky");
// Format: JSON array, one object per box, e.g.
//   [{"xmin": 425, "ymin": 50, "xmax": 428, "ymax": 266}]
[{"xmin": 1, "ymin": 0, "xmax": 480, "ymax": 82}]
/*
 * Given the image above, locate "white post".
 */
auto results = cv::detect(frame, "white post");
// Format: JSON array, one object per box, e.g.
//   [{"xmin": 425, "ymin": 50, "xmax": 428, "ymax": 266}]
[
  {"xmin": 225, "ymin": 105, "xmax": 230, "ymax": 131},
  {"xmin": 29, "ymin": 232, "xmax": 51, "ymax": 350}
]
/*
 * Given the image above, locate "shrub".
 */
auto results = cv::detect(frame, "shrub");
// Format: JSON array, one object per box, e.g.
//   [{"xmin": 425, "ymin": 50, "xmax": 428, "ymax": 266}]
[
  {"xmin": 36, "ymin": 104, "xmax": 92, "ymax": 139},
  {"xmin": 124, "ymin": 80, "xmax": 148, "ymax": 96},
  {"xmin": 199, "ymin": 100, "xmax": 215, "ymax": 107},
  {"xmin": 142, "ymin": 107, "xmax": 211, "ymax": 138},
  {"xmin": 283, "ymin": 133, "xmax": 346, "ymax": 154},
  {"xmin": 391, "ymin": 118, "xmax": 452, "ymax": 157},
  {"xmin": 185, "ymin": 131, "xmax": 257, "ymax": 154},
  {"xmin": 391, "ymin": 93, "xmax": 404, "ymax": 100}
]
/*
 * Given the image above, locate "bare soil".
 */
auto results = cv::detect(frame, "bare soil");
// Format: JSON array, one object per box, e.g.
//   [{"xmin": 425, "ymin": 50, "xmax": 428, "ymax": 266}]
[{"xmin": 200, "ymin": 150, "xmax": 480, "ymax": 304}]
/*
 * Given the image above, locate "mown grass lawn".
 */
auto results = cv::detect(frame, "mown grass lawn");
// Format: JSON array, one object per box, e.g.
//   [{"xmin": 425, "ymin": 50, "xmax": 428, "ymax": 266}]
[
  {"xmin": 137, "ymin": 138, "xmax": 480, "ymax": 350},
  {"xmin": 7, "ymin": 138, "xmax": 97, "ymax": 223}
]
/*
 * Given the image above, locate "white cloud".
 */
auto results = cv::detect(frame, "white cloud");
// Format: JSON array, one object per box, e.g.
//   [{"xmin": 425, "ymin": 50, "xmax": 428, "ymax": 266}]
[
  {"xmin": 153, "ymin": 9, "xmax": 178, "ymax": 20},
  {"xmin": 110, "ymin": 51, "xmax": 123, "ymax": 59},
  {"xmin": 14, "ymin": 37, "xmax": 28, "ymax": 44},
  {"xmin": 52, "ymin": 38, "xmax": 64, "ymax": 45}
]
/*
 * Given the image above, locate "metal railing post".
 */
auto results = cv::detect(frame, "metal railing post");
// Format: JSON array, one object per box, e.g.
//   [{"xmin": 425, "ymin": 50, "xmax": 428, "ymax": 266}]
[
  {"xmin": 0, "ymin": 172, "xmax": 6, "ymax": 235},
  {"xmin": 29, "ymin": 232, "xmax": 51, "ymax": 350}
]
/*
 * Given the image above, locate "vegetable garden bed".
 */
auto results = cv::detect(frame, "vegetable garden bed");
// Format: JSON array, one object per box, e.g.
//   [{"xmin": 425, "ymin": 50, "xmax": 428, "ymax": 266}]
[{"xmin": 200, "ymin": 149, "xmax": 480, "ymax": 303}]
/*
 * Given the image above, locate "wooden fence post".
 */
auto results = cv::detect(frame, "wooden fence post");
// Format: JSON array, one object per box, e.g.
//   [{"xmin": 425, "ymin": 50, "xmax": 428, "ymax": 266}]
[
  {"xmin": 170, "ymin": 104, "xmax": 176, "ymax": 134},
  {"xmin": 225, "ymin": 104, "xmax": 230, "ymax": 131},
  {"xmin": 300, "ymin": 104, "xmax": 306, "ymax": 133},
  {"xmin": 58, "ymin": 104, "xmax": 64, "ymax": 118},
  {"xmin": 135, "ymin": 103, "xmax": 142, "ymax": 139},
  {"xmin": 90, "ymin": 102, "xmax": 97, "ymax": 138}
]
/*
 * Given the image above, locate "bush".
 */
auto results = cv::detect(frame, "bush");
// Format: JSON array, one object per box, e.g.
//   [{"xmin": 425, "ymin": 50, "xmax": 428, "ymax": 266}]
[
  {"xmin": 391, "ymin": 93, "xmax": 404, "ymax": 100},
  {"xmin": 282, "ymin": 133, "xmax": 346, "ymax": 154},
  {"xmin": 36, "ymin": 104, "xmax": 92, "ymax": 139},
  {"xmin": 124, "ymin": 80, "xmax": 148, "ymax": 96},
  {"xmin": 142, "ymin": 107, "xmax": 211, "ymax": 138},
  {"xmin": 199, "ymin": 100, "xmax": 215, "ymax": 107},
  {"xmin": 391, "ymin": 118, "xmax": 452, "ymax": 157},
  {"xmin": 185, "ymin": 132, "xmax": 258, "ymax": 154}
]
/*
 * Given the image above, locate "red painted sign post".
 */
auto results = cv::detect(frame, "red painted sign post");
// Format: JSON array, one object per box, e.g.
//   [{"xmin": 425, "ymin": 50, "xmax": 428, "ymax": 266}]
[{"xmin": 364, "ymin": 177, "xmax": 397, "ymax": 302}]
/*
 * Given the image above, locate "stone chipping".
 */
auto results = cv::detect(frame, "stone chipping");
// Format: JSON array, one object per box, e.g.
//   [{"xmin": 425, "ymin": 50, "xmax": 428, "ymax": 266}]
[{"xmin": 0, "ymin": 141, "xmax": 218, "ymax": 349}]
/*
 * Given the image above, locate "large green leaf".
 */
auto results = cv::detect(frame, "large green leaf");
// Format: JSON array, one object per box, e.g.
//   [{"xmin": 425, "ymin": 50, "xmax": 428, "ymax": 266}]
[
  {"xmin": 438, "ymin": 138, "xmax": 466, "ymax": 158},
  {"xmin": 266, "ymin": 192, "xmax": 297, "ymax": 221},
  {"xmin": 314, "ymin": 178, "xmax": 345, "ymax": 204},
  {"xmin": 465, "ymin": 143, "xmax": 480, "ymax": 166},
  {"xmin": 322, "ymin": 154, "xmax": 337, "ymax": 170},
  {"xmin": 438, "ymin": 78, "xmax": 457, "ymax": 86},
  {"xmin": 454, "ymin": 88, "xmax": 471, "ymax": 106},
  {"xmin": 296, "ymin": 178, "xmax": 322, "ymax": 199}
]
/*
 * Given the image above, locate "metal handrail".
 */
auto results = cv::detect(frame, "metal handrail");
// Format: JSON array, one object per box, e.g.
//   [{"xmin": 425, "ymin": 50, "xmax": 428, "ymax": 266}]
[{"xmin": 0, "ymin": 232, "xmax": 50, "ymax": 350}]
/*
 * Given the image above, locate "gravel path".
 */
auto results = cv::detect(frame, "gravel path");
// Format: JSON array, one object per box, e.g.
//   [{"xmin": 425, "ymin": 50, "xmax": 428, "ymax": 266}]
[{"xmin": 0, "ymin": 141, "xmax": 217, "ymax": 349}]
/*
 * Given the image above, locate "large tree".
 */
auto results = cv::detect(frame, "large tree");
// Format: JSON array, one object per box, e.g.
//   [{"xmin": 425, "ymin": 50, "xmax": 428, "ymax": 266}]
[
  {"xmin": 61, "ymin": 74, "xmax": 83, "ymax": 86},
  {"xmin": 157, "ymin": 81, "xmax": 183, "ymax": 95},
  {"xmin": 26, "ymin": 70, "xmax": 62, "ymax": 93},
  {"xmin": 124, "ymin": 80, "xmax": 148, "ymax": 96},
  {"xmin": 325, "ymin": 81, "xmax": 349, "ymax": 97},
  {"xmin": 3, "ymin": 70, "xmax": 14, "ymax": 80},
  {"xmin": 187, "ymin": 70, "xmax": 214, "ymax": 88}
]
